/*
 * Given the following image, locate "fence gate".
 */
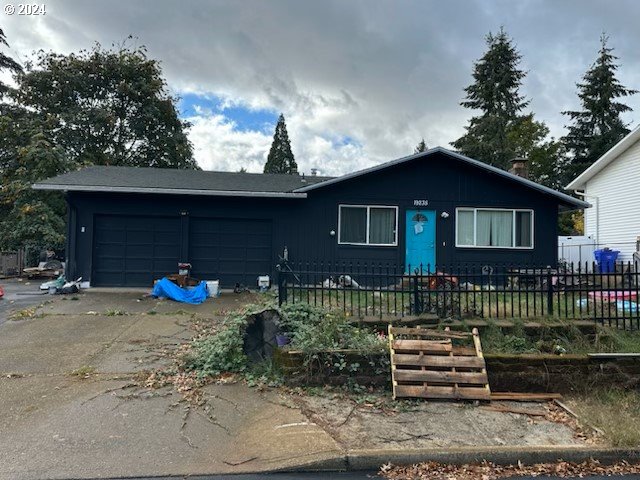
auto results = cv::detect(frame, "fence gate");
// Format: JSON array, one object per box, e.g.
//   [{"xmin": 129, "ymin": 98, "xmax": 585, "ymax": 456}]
[{"xmin": 388, "ymin": 326, "xmax": 491, "ymax": 401}]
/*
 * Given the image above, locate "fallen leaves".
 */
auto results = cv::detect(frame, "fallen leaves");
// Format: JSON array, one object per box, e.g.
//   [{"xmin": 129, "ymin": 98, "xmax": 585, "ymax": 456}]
[{"xmin": 379, "ymin": 459, "xmax": 640, "ymax": 480}]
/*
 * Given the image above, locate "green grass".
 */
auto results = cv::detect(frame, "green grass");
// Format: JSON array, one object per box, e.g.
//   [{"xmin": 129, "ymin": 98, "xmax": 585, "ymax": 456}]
[
  {"xmin": 478, "ymin": 319, "xmax": 640, "ymax": 355},
  {"xmin": 567, "ymin": 388, "xmax": 640, "ymax": 447},
  {"xmin": 286, "ymin": 286, "xmax": 640, "ymax": 323}
]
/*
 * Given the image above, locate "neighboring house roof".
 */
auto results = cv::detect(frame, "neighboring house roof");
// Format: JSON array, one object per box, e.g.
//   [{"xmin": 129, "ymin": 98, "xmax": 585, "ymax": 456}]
[
  {"xmin": 34, "ymin": 147, "xmax": 588, "ymax": 208},
  {"xmin": 296, "ymin": 146, "xmax": 589, "ymax": 209},
  {"xmin": 565, "ymin": 125, "xmax": 640, "ymax": 191},
  {"xmin": 34, "ymin": 166, "xmax": 333, "ymax": 198}
]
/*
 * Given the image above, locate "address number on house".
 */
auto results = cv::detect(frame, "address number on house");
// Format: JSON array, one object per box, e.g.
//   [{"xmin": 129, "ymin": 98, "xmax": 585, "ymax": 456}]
[{"xmin": 413, "ymin": 200, "xmax": 429, "ymax": 206}]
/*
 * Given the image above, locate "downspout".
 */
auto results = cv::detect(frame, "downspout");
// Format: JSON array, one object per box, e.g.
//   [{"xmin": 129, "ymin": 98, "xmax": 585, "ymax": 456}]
[{"xmin": 574, "ymin": 190, "xmax": 599, "ymax": 244}]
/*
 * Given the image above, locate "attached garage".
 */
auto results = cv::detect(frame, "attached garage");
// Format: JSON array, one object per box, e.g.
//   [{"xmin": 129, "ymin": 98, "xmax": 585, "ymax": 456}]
[
  {"xmin": 92, "ymin": 214, "xmax": 275, "ymax": 288},
  {"xmin": 189, "ymin": 217, "xmax": 272, "ymax": 287},
  {"xmin": 92, "ymin": 215, "xmax": 182, "ymax": 287}
]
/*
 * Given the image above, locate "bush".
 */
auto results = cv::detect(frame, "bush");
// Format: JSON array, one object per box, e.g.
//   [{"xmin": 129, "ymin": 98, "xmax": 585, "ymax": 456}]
[
  {"xmin": 280, "ymin": 303, "xmax": 386, "ymax": 354},
  {"xmin": 181, "ymin": 304, "xmax": 272, "ymax": 378}
]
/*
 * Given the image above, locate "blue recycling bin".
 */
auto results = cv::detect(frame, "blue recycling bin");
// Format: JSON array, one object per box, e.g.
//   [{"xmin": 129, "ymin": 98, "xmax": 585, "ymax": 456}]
[{"xmin": 594, "ymin": 249, "xmax": 620, "ymax": 273}]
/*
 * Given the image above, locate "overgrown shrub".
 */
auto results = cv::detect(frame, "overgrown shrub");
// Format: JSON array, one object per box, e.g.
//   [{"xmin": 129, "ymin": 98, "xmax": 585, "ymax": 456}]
[
  {"xmin": 279, "ymin": 302, "xmax": 386, "ymax": 352},
  {"xmin": 279, "ymin": 303, "xmax": 389, "ymax": 380},
  {"xmin": 181, "ymin": 304, "xmax": 274, "ymax": 377}
]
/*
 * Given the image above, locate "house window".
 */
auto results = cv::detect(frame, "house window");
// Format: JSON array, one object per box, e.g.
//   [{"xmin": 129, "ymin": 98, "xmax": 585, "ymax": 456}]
[
  {"xmin": 338, "ymin": 205, "xmax": 398, "ymax": 246},
  {"xmin": 456, "ymin": 208, "xmax": 533, "ymax": 249}
]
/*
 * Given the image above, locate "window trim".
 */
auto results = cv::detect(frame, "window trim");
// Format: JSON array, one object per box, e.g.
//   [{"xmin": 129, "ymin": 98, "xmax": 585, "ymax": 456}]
[
  {"xmin": 455, "ymin": 207, "xmax": 534, "ymax": 250},
  {"xmin": 338, "ymin": 204, "xmax": 399, "ymax": 246}
]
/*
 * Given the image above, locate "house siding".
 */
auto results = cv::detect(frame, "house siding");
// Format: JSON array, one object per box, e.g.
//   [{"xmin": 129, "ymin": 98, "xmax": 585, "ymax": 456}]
[
  {"xmin": 584, "ymin": 139, "xmax": 640, "ymax": 261},
  {"xmin": 66, "ymin": 151, "xmax": 562, "ymax": 287}
]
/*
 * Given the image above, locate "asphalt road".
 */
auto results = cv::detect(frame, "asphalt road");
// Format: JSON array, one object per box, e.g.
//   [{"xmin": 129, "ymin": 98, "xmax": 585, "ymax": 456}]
[{"xmin": 0, "ymin": 278, "xmax": 49, "ymax": 323}]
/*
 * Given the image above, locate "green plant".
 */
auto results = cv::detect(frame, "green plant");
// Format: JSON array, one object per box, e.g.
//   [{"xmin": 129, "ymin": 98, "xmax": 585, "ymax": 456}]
[
  {"xmin": 568, "ymin": 388, "xmax": 640, "ymax": 447},
  {"xmin": 105, "ymin": 309, "xmax": 126, "ymax": 316},
  {"xmin": 68, "ymin": 365, "xmax": 96, "ymax": 378},
  {"xmin": 244, "ymin": 360, "xmax": 283, "ymax": 388},
  {"xmin": 181, "ymin": 303, "xmax": 276, "ymax": 378}
]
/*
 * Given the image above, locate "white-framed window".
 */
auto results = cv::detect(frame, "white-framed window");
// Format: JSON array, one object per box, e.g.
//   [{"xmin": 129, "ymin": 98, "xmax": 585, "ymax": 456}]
[
  {"xmin": 338, "ymin": 205, "xmax": 398, "ymax": 246},
  {"xmin": 455, "ymin": 207, "xmax": 534, "ymax": 249}
]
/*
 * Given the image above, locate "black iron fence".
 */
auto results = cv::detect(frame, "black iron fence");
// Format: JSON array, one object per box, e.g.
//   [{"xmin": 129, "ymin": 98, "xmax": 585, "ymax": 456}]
[{"xmin": 276, "ymin": 261, "xmax": 640, "ymax": 330}]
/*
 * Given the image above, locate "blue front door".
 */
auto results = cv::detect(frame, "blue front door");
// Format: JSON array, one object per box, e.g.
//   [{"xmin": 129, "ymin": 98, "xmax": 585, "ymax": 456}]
[{"xmin": 405, "ymin": 209, "xmax": 436, "ymax": 272}]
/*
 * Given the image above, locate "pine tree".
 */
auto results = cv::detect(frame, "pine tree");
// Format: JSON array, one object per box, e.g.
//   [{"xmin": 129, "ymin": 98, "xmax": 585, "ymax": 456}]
[
  {"xmin": 264, "ymin": 114, "xmax": 298, "ymax": 174},
  {"xmin": 452, "ymin": 28, "xmax": 529, "ymax": 169},
  {"xmin": 414, "ymin": 138, "xmax": 428, "ymax": 153},
  {"xmin": 562, "ymin": 34, "xmax": 637, "ymax": 182}
]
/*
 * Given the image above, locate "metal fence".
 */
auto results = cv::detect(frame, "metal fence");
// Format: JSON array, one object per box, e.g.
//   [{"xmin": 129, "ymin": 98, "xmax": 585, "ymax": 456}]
[{"xmin": 276, "ymin": 261, "xmax": 640, "ymax": 330}]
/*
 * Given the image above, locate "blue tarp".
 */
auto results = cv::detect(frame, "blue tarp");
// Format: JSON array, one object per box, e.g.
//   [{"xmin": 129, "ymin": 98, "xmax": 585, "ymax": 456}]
[{"xmin": 151, "ymin": 278, "xmax": 209, "ymax": 304}]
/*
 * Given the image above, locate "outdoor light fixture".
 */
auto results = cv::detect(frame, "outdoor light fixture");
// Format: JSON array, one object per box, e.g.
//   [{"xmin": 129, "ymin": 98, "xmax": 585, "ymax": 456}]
[{"xmin": 441, "ymin": 211, "xmax": 450, "ymax": 219}]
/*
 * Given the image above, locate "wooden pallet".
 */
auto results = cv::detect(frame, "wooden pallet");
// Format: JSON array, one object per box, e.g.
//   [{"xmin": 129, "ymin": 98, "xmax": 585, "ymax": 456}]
[{"xmin": 388, "ymin": 326, "xmax": 491, "ymax": 401}]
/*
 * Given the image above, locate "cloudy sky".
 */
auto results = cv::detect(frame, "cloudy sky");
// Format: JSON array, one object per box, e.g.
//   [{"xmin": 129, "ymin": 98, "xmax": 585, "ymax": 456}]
[{"xmin": 3, "ymin": 0, "xmax": 640, "ymax": 175}]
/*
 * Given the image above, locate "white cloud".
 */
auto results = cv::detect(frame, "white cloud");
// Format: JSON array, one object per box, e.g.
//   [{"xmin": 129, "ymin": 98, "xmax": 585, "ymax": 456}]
[
  {"xmin": 3, "ymin": 0, "xmax": 640, "ymax": 174},
  {"xmin": 187, "ymin": 114, "xmax": 272, "ymax": 172}
]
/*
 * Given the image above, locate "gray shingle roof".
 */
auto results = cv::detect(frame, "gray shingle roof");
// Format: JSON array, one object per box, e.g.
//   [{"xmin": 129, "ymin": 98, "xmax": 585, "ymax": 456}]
[
  {"xmin": 34, "ymin": 147, "xmax": 589, "ymax": 208},
  {"xmin": 34, "ymin": 166, "xmax": 333, "ymax": 198}
]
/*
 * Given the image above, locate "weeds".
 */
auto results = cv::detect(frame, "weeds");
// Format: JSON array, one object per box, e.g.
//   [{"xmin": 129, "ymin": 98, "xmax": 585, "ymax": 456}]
[
  {"xmin": 105, "ymin": 309, "xmax": 127, "ymax": 316},
  {"xmin": 68, "ymin": 365, "xmax": 96, "ymax": 378},
  {"xmin": 180, "ymin": 304, "xmax": 271, "ymax": 378},
  {"xmin": 567, "ymin": 388, "xmax": 640, "ymax": 447},
  {"xmin": 9, "ymin": 307, "xmax": 39, "ymax": 320},
  {"xmin": 479, "ymin": 318, "xmax": 640, "ymax": 355}
]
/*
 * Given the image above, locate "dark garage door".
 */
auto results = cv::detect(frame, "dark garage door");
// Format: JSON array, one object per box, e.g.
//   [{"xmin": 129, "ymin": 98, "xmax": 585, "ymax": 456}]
[
  {"xmin": 189, "ymin": 218, "xmax": 272, "ymax": 288},
  {"xmin": 92, "ymin": 215, "xmax": 181, "ymax": 287}
]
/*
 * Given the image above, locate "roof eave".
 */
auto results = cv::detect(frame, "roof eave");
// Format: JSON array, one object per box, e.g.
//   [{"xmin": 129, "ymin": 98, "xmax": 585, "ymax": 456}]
[
  {"xmin": 565, "ymin": 125, "xmax": 640, "ymax": 190},
  {"xmin": 32, "ymin": 184, "xmax": 308, "ymax": 199},
  {"xmin": 296, "ymin": 146, "xmax": 590, "ymax": 209}
]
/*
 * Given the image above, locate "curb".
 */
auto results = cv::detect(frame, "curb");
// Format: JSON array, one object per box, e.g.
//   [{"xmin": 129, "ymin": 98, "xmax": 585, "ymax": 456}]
[{"xmin": 276, "ymin": 446, "xmax": 640, "ymax": 472}]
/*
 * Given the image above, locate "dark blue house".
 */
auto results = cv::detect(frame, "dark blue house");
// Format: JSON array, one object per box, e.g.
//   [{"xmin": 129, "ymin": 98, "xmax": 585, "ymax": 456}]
[{"xmin": 34, "ymin": 147, "xmax": 588, "ymax": 287}]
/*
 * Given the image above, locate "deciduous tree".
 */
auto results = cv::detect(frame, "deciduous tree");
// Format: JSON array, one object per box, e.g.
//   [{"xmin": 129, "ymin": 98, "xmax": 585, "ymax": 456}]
[{"xmin": 14, "ymin": 42, "xmax": 197, "ymax": 169}]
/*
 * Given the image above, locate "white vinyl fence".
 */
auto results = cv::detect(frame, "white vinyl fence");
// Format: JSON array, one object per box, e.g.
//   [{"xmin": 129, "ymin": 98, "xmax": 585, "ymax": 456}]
[{"xmin": 558, "ymin": 236, "xmax": 597, "ymax": 271}]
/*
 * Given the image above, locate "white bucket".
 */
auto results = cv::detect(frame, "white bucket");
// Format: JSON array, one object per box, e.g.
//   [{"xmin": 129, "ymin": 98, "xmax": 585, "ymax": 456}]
[{"xmin": 206, "ymin": 280, "xmax": 220, "ymax": 298}]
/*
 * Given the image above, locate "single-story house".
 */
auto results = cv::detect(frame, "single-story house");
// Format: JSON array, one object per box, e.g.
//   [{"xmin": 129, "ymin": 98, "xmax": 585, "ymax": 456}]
[
  {"xmin": 35, "ymin": 147, "xmax": 588, "ymax": 288},
  {"xmin": 566, "ymin": 126, "xmax": 640, "ymax": 261}
]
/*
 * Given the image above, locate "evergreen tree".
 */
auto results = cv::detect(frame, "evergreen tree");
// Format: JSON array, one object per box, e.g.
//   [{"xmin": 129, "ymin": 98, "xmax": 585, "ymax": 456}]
[
  {"xmin": 414, "ymin": 138, "xmax": 428, "ymax": 153},
  {"xmin": 452, "ymin": 28, "xmax": 529, "ymax": 169},
  {"xmin": 562, "ymin": 34, "xmax": 637, "ymax": 182},
  {"xmin": 264, "ymin": 114, "xmax": 298, "ymax": 174}
]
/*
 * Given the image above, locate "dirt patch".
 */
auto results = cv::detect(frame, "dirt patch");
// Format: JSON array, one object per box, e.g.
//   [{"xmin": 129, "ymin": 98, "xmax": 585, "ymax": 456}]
[{"xmin": 294, "ymin": 392, "xmax": 595, "ymax": 450}]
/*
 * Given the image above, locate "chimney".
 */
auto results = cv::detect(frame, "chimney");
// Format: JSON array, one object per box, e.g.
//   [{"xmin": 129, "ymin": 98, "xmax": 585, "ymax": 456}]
[
  {"xmin": 509, "ymin": 157, "xmax": 529, "ymax": 179},
  {"xmin": 310, "ymin": 168, "xmax": 318, "ymax": 176}
]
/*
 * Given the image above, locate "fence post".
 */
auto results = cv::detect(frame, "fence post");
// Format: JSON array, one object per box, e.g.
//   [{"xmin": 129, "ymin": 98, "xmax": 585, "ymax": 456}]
[
  {"xmin": 277, "ymin": 266, "xmax": 287, "ymax": 306},
  {"xmin": 412, "ymin": 270, "xmax": 422, "ymax": 315},
  {"xmin": 546, "ymin": 268, "xmax": 553, "ymax": 316}
]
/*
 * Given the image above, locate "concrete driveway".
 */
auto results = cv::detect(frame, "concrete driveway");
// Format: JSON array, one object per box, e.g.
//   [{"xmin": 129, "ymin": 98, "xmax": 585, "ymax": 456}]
[
  {"xmin": 0, "ymin": 290, "xmax": 341, "ymax": 480},
  {"xmin": 0, "ymin": 278, "xmax": 50, "ymax": 324}
]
